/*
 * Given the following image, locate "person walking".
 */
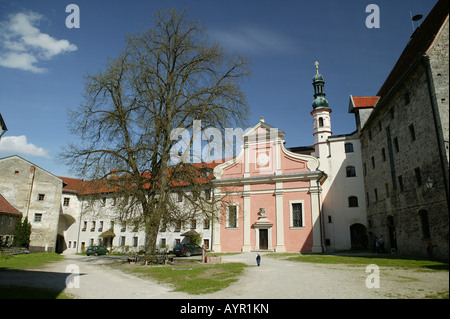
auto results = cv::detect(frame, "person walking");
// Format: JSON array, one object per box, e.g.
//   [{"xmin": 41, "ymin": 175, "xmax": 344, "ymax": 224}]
[{"xmin": 256, "ymin": 253, "xmax": 261, "ymax": 266}]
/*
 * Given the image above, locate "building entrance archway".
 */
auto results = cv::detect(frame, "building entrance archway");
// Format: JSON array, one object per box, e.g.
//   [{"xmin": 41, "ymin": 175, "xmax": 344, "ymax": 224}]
[{"xmin": 350, "ymin": 223, "xmax": 368, "ymax": 249}]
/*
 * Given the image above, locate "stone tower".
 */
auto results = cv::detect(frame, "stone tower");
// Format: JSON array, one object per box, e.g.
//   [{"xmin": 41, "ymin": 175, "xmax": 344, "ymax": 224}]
[{"xmin": 311, "ymin": 61, "xmax": 332, "ymax": 158}]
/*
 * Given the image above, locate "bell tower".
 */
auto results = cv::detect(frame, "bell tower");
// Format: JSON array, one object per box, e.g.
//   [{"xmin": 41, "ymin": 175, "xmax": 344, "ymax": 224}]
[{"xmin": 311, "ymin": 61, "xmax": 332, "ymax": 158}]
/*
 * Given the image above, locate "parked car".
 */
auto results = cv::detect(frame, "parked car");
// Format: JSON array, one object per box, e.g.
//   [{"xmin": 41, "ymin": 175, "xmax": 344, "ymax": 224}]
[
  {"xmin": 86, "ymin": 245, "xmax": 109, "ymax": 256},
  {"xmin": 173, "ymin": 243, "xmax": 203, "ymax": 257}
]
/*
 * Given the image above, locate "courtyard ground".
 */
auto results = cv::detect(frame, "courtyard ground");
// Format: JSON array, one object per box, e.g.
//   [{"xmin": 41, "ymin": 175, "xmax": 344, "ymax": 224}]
[{"xmin": 0, "ymin": 252, "xmax": 448, "ymax": 299}]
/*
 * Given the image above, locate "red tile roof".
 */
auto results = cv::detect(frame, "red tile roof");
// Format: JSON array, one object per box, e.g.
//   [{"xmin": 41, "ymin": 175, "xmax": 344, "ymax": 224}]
[
  {"xmin": 60, "ymin": 176, "xmax": 85, "ymax": 194},
  {"xmin": 0, "ymin": 193, "xmax": 21, "ymax": 216},
  {"xmin": 59, "ymin": 160, "xmax": 224, "ymax": 195},
  {"xmin": 351, "ymin": 96, "xmax": 380, "ymax": 108}
]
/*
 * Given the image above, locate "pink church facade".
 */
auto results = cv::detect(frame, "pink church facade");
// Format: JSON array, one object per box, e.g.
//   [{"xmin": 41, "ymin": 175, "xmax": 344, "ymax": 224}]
[{"xmin": 212, "ymin": 119, "xmax": 326, "ymax": 253}]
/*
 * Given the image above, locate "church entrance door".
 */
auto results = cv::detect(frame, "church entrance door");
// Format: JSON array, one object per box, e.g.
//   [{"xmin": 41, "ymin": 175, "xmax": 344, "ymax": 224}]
[{"xmin": 259, "ymin": 229, "xmax": 268, "ymax": 250}]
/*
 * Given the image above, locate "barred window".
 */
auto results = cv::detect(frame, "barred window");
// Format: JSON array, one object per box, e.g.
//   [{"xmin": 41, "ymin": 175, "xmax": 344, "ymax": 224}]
[
  {"xmin": 227, "ymin": 205, "xmax": 237, "ymax": 228},
  {"xmin": 292, "ymin": 203, "xmax": 303, "ymax": 227}
]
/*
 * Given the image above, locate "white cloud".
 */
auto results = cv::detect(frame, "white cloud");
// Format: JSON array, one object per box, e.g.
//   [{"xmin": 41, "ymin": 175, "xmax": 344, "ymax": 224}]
[
  {"xmin": 0, "ymin": 135, "xmax": 50, "ymax": 158},
  {"xmin": 210, "ymin": 25, "xmax": 299, "ymax": 55},
  {"xmin": 0, "ymin": 11, "xmax": 77, "ymax": 73}
]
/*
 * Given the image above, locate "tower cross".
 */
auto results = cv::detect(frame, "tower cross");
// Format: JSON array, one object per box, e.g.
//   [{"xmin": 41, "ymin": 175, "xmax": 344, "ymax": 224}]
[{"xmin": 314, "ymin": 61, "xmax": 319, "ymax": 74}]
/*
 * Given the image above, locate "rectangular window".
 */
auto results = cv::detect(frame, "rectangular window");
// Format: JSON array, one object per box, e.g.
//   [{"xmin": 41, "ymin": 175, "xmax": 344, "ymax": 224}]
[
  {"xmin": 204, "ymin": 189, "xmax": 212, "ymax": 201},
  {"xmin": 381, "ymin": 148, "xmax": 386, "ymax": 162},
  {"xmin": 203, "ymin": 239, "xmax": 210, "ymax": 249},
  {"xmin": 348, "ymin": 196, "xmax": 359, "ymax": 207},
  {"xmin": 409, "ymin": 124, "xmax": 416, "ymax": 141},
  {"xmin": 34, "ymin": 213, "xmax": 42, "ymax": 222},
  {"xmin": 133, "ymin": 237, "xmax": 138, "ymax": 247},
  {"xmin": 419, "ymin": 210, "xmax": 431, "ymax": 239},
  {"xmin": 190, "ymin": 219, "xmax": 197, "ymax": 229},
  {"xmin": 82, "ymin": 221, "xmax": 87, "ymax": 231},
  {"xmin": 292, "ymin": 203, "xmax": 303, "ymax": 227},
  {"xmin": 203, "ymin": 219, "xmax": 210, "ymax": 229},
  {"xmin": 398, "ymin": 175, "xmax": 404, "ymax": 192},
  {"xmin": 38, "ymin": 194, "xmax": 45, "ymax": 201},
  {"xmin": 227, "ymin": 205, "xmax": 237, "ymax": 228},
  {"xmin": 404, "ymin": 92, "xmax": 410, "ymax": 105},
  {"xmin": 63, "ymin": 197, "xmax": 70, "ymax": 206},
  {"xmin": 414, "ymin": 167, "xmax": 422, "ymax": 186},
  {"xmin": 346, "ymin": 166, "xmax": 356, "ymax": 177},
  {"xmin": 120, "ymin": 236, "xmax": 126, "ymax": 246},
  {"xmin": 175, "ymin": 220, "xmax": 182, "ymax": 232},
  {"xmin": 371, "ymin": 156, "xmax": 375, "ymax": 169},
  {"xmin": 91, "ymin": 221, "xmax": 96, "ymax": 232},
  {"xmin": 393, "ymin": 137, "xmax": 399, "ymax": 153},
  {"xmin": 344, "ymin": 143, "xmax": 354, "ymax": 153},
  {"xmin": 374, "ymin": 189, "xmax": 378, "ymax": 202},
  {"xmin": 385, "ymin": 183, "xmax": 390, "ymax": 198}
]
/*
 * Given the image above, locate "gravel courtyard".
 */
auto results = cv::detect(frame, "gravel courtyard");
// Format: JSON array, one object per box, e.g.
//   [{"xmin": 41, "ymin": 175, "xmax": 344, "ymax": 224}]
[{"xmin": 0, "ymin": 252, "xmax": 448, "ymax": 299}]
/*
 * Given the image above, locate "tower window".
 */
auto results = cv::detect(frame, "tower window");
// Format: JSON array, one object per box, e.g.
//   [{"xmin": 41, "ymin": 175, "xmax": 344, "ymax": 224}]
[{"xmin": 318, "ymin": 117, "xmax": 324, "ymax": 127}]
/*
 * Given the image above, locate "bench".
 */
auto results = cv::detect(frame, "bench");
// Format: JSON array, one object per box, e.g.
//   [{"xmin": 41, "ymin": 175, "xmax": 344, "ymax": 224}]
[{"xmin": 142, "ymin": 254, "xmax": 173, "ymax": 265}]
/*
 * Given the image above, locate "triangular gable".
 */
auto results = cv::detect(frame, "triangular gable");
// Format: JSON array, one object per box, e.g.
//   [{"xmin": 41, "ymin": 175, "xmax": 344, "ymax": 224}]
[{"xmin": 0, "ymin": 193, "xmax": 21, "ymax": 216}]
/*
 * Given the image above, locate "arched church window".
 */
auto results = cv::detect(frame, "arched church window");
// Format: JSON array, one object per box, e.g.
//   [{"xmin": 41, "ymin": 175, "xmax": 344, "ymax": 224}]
[{"xmin": 318, "ymin": 117, "xmax": 324, "ymax": 127}]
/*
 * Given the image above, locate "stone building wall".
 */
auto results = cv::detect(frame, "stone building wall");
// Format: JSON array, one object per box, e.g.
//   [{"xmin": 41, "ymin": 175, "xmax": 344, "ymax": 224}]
[
  {"xmin": 0, "ymin": 156, "xmax": 63, "ymax": 252},
  {"xmin": 359, "ymin": 28, "xmax": 449, "ymax": 259}
]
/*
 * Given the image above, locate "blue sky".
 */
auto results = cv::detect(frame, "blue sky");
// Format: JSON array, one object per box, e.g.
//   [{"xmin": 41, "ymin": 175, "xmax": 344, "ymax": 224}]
[{"xmin": 0, "ymin": 0, "xmax": 438, "ymax": 177}]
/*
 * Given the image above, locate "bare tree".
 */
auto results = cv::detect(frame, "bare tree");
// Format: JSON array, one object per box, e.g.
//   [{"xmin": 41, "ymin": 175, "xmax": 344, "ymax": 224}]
[{"xmin": 61, "ymin": 9, "xmax": 250, "ymax": 254}]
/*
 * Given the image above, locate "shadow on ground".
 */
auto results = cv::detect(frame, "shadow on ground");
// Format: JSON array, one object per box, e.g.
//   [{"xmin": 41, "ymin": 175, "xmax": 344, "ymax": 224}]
[{"xmin": 0, "ymin": 268, "xmax": 85, "ymax": 299}]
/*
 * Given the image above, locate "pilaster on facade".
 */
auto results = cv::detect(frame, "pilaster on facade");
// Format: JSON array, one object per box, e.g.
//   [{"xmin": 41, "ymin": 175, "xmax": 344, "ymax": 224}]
[
  {"xmin": 275, "ymin": 189, "xmax": 286, "ymax": 252},
  {"xmin": 309, "ymin": 181, "xmax": 324, "ymax": 253},
  {"xmin": 242, "ymin": 190, "xmax": 252, "ymax": 252}
]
